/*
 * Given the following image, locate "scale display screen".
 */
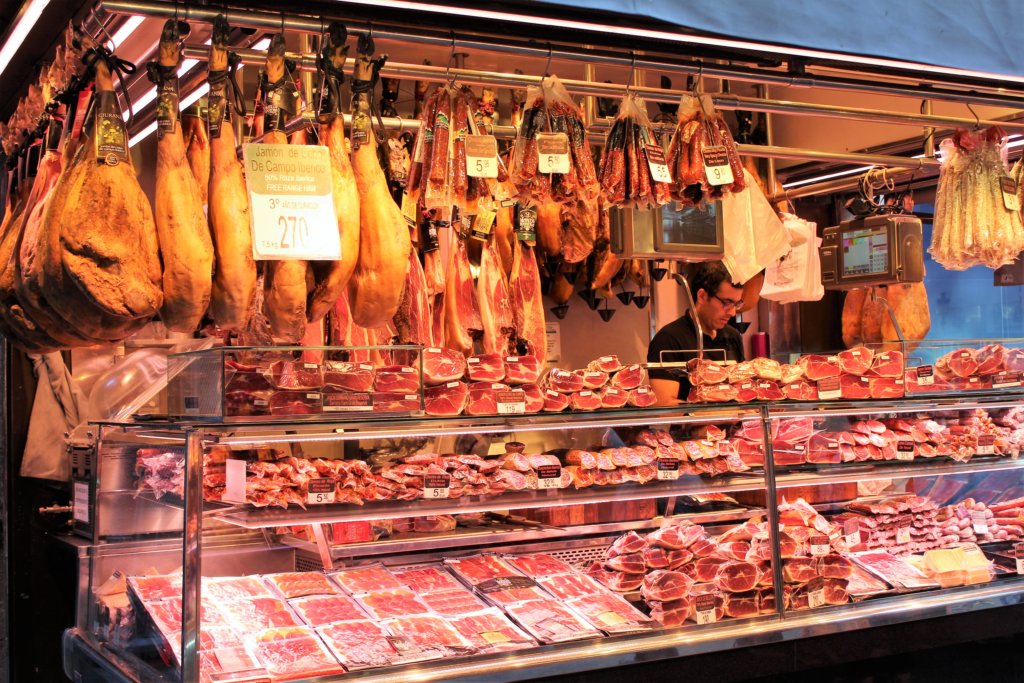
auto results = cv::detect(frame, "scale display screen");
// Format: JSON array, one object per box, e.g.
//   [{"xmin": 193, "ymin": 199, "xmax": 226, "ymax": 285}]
[
  {"xmin": 660, "ymin": 204, "xmax": 719, "ymax": 249},
  {"xmin": 842, "ymin": 225, "xmax": 890, "ymax": 277}
]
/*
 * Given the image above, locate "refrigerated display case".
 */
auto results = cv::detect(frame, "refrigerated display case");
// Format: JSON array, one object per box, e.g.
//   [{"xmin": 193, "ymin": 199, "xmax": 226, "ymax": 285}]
[{"xmin": 61, "ymin": 391, "xmax": 1024, "ymax": 683}]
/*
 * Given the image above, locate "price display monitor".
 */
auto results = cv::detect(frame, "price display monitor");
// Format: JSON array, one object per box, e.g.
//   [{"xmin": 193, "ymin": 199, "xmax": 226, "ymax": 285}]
[
  {"xmin": 819, "ymin": 214, "xmax": 924, "ymax": 289},
  {"xmin": 609, "ymin": 201, "xmax": 724, "ymax": 260}
]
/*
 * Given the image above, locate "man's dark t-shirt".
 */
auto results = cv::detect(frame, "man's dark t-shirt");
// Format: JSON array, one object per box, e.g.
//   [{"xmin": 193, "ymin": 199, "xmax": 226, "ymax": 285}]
[{"xmin": 647, "ymin": 315, "xmax": 745, "ymax": 399}]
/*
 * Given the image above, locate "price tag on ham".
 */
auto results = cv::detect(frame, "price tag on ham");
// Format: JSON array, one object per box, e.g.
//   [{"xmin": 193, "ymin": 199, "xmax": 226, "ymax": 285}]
[
  {"xmin": 423, "ymin": 474, "xmax": 451, "ymax": 499},
  {"xmin": 536, "ymin": 465, "xmax": 563, "ymax": 489},
  {"xmin": 992, "ymin": 371, "xmax": 1021, "ymax": 389},
  {"xmin": 73, "ymin": 481, "xmax": 90, "ymax": 524},
  {"xmin": 537, "ymin": 132, "xmax": 571, "ymax": 174},
  {"xmin": 1016, "ymin": 542, "xmax": 1024, "ymax": 575},
  {"xmin": 223, "ymin": 459, "xmax": 247, "ymax": 504},
  {"xmin": 1002, "ymin": 176, "xmax": 1021, "ymax": 211},
  {"xmin": 807, "ymin": 578, "xmax": 825, "ymax": 609},
  {"xmin": 915, "ymin": 366, "xmax": 935, "ymax": 386},
  {"xmin": 816, "ymin": 376, "xmax": 841, "ymax": 401},
  {"xmin": 307, "ymin": 478, "xmax": 336, "ymax": 505},
  {"xmin": 896, "ymin": 517, "xmax": 913, "ymax": 544},
  {"xmin": 497, "ymin": 390, "xmax": 527, "ymax": 415},
  {"xmin": 896, "ymin": 441, "xmax": 915, "ymax": 461},
  {"xmin": 645, "ymin": 144, "xmax": 672, "ymax": 183},
  {"xmin": 843, "ymin": 518, "xmax": 861, "ymax": 547},
  {"xmin": 323, "ymin": 392, "xmax": 373, "ymax": 412},
  {"xmin": 656, "ymin": 457, "xmax": 680, "ymax": 481},
  {"xmin": 466, "ymin": 134, "xmax": 499, "ymax": 178},
  {"xmin": 693, "ymin": 593, "xmax": 717, "ymax": 624},
  {"xmin": 976, "ymin": 434, "xmax": 996, "ymax": 456},
  {"xmin": 970, "ymin": 509, "xmax": 989, "ymax": 535},
  {"xmin": 243, "ymin": 144, "xmax": 341, "ymax": 260},
  {"xmin": 809, "ymin": 535, "xmax": 830, "ymax": 557},
  {"xmin": 701, "ymin": 145, "xmax": 735, "ymax": 186}
]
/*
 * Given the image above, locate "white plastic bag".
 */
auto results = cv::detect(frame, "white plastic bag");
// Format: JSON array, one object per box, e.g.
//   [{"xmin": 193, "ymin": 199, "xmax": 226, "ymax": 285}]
[
  {"xmin": 762, "ymin": 213, "xmax": 824, "ymax": 303},
  {"xmin": 720, "ymin": 168, "xmax": 790, "ymax": 284}
]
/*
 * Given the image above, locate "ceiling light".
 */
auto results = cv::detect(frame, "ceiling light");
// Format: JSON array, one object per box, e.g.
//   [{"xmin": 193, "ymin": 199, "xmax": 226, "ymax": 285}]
[
  {"xmin": 107, "ymin": 15, "xmax": 144, "ymax": 50},
  {"xmin": 0, "ymin": 0, "xmax": 51, "ymax": 78},
  {"xmin": 782, "ymin": 165, "xmax": 873, "ymax": 189},
  {"xmin": 128, "ymin": 120, "xmax": 156, "ymax": 147}
]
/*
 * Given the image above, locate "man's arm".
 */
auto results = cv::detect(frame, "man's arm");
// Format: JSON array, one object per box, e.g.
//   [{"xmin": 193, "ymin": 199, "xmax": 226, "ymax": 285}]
[{"xmin": 651, "ymin": 378, "xmax": 683, "ymax": 406}]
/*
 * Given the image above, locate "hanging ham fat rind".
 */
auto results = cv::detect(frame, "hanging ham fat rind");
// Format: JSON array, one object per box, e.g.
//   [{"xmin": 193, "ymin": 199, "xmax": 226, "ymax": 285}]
[
  {"xmin": 182, "ymin": 109, "xmax": 209, "ymax": 210},
  {"xmin": 38, "ymin": 41, "xmax": 163, "ymax": 341},
  {"xmin": 666, "ymin": 93, "xmax": 745, "ymax": 206},
  {"xmin": 206, "ymin": 15, "xmax": 256, "ymax": 331},
  {"xmin": 510, "ymin": 238, "xmax": 547, "ymax": 365},
  {"xmin": 306, "ymin": 22, "xmax": 361, "ymax": 323},
  {"xmin": 931, "ymin": 127, "xmax": 1024, "ymax": 270},
  {"xmin": 478, "ymin": 235, "xmax": 516, "ymax": 356},
  {"xmin": 347, "ymin": 46, "xmax": 412, "ymax": 329},
  {"xmin": 598, "ymin": 93, "xmax": 671, "ymax": 209},
  {"xmin": 147, "ymin": 20, "xmax": 214, "ymax": 332}
]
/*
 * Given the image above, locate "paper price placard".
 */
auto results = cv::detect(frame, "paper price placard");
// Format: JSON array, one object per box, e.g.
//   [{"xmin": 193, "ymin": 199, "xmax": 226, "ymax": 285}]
[
  {"xmin": 701, "ymin": 145, "xmax": 734, "ymax": 186},
  {"xmin": 537, "ymin": 132, "xmax": 570, "ymax": 174},
  {"xmin": 466, "ymin": 134, "xmax": 499, "ymax": 178},
  {"xmin": 307, "ymin": 478, "xmax": 336, "ymax": 505},
  {"xmin": 243, "ymin": 144, "xmax": 340, "ymax": 260}
]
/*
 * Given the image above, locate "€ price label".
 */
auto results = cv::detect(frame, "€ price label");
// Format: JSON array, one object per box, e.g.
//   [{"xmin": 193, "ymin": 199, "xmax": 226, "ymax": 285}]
[
  {"xmin": 1015, "ymin": 542, "xmax": 1024, "ymax": 575},
  {"xmin": 916, "ymin": 366, "xmax": 935, "ymax": 386},
  {"xmin": 656, "ymin": 457, "xmax": 680, "ymax": 481},
  {"xmin": 243, "ymin": 144, "xmax": 341, "ymax": 260},
  {"xmin": 537, "ymin": 132, "xmax": 571, "ymax": 174},
  {"xmin": 701, "ymin": 145, "xmax": 734, "ymax": 186},
  {"xmin": 807, "ymin": 578, "xmax": 825, "ymax": 609},
  {"xmin": 976, "ymin": 434, "xmax": 996, "ymax": 456},
  {"xmin": 809, "ymin": 535, "xmax": 830, "ymax": 557},
  {"xmin": 423, "ymin": 474, "xmax": 451, "ymax": 499},
  {"xmin": 466, "ymin": 134, "xmax": 499, "ymax": 178},
  {"xmin": 497, "ymin": 390, "xmax": 527, "ymax": 415},
  {"xmin": 970, "ymin": 509, "xmax": 989, "ymax": 535},
  {"xmin": 693, "ymin": 593, "xmax": 717, "ymax": 624},
  {"xmin": 896, "ymin": 441, "xmax": 915, "ymax": 461},
  {"xmin": 536, "ymin": 465, "xmax": 562, "ymax": 489},
  {"xmin": 896, "ymin": 517, "xmax": 913, "ymax": 544},
  {"xmin": 843, "ymin": 518, "xmax": 861, "ymax": 547},
  {"xmin": 816, "ymin": 377, "xmax": 841, "ymax": 401},
  {"xmin": 306, "ymin": 478, "xmax": 336, "ymax": 505},
  {"xmin": 1002, "ymin": 176, "xmax": 1021, "ymax": 211},
  {"xmin": 646, "ymin": 144, "xmax": 672, "ymax": 183}
]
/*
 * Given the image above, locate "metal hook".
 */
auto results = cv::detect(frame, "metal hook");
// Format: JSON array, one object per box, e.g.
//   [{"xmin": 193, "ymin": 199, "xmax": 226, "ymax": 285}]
[
  {"xmin": 966, "ymin": 102, "xmax": 981, "ymax": 130},
  {"xmin": 543, "ymin": 43, "xmax": 553, "ymax": 79},
  {"xmin": 626, "ymin": 51, "xmax": 636, "ymax": 95},
  {"xmin": 445, "ymin": 32, "xmax": 457, "ymax": 87}
]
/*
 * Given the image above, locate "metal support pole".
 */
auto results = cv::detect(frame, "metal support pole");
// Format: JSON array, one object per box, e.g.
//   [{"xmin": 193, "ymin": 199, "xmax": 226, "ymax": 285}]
[
  {"xmin": 757, "ymin": 84, "xmax": 778, "ymax": 196},
  {"xmin": 760, "ymin": 404, "xmax": 786, "ymax": 619},
  {"xmin": 181, "ymin": 428, "xmax": 203, "ymax": 683}
]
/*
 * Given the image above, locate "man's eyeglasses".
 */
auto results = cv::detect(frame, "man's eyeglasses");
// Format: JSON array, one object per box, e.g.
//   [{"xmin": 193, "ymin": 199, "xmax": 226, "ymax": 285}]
[{"xmin": 712, "ymin": 294, "xmax": 743, "ymax": 311}]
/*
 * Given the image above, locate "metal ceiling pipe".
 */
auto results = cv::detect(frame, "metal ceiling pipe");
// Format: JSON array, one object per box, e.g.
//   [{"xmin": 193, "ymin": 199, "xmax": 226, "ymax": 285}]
[{"xmin": 99, "ymin": 0, "xmax": 1024, "ymax": 110}]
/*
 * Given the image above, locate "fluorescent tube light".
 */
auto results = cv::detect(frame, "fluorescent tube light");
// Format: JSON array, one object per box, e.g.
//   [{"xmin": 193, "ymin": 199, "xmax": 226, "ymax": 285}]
[
  {"xmin": 0, "ymin": 0, "xmax": 51, "ymax": 78},
  {"xmin": 782, "ymin": 165, "xmax": 873, "ymax": 189},
  {"xmin": 107, "ymin": 15, "xmax": 144, "ymax": 50}
]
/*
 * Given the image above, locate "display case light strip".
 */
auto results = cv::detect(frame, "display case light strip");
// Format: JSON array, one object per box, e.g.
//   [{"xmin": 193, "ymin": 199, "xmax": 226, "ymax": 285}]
[
  {"xmin": 107, "ymin": 15, "xmax": 145, "ymax": 49},
  {"xmin": 0, "ymin": 0, "xmax": 50, "ymax": 79}
]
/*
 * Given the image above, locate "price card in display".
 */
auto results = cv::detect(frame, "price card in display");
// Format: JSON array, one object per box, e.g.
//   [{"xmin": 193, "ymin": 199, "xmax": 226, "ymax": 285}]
[
  {"xmin": 73, "ymin": 481, "xmax": 90, "ymax": 524},
  {"xmin": 223, "ymin": 458, "xmax": 247, "ymax": 504},
  {"xmin": 970, "ymin": 509, "xmax": 989, "ymax": 535},
  {"xmin": 701, "ymin": 145, "xmax": 734, "ymax": 186},
  {"xmin": 992, "ymin": 371, "xmax": 1021, "ymax": 389},
  {"xmin": 243, "ymin": 144, "xmax": 341, "ymax": 260},
  {"xmin": 645, "ymin": 144, "xmax": 672, "ymax": 183},
  {"xmin": 896, "ymin": 441, "xmax": 916, "ymax": 461},
  {"xmin": 497, "ymin": 390, "xmax": 527, "ymax": 415},
  {"xmin": 816, "ymin": 377, "xmax": 841, "ymax": 400},
  {"xmin": 423, "ymin": 474, "xmax": 451, "ymax": 499},
  {"xmin": 466, "ymin": 134, "xmax": 499, "ymax": 178},
  {"xmin": 693, "ymin": 593, "xmax": 718, "ymax": 625},
  {"xmin": 1015, "ymin": 542, "xmax": 1024, "ymax": 575},
  {"xmin": 307, "ymin": 478, "xmax": 336, "ymax": 505},
  {"xmin": 400, "ymin": 192, "xmax": 418, "ymax": 227},
  {"xmin": 976, "ymin": 434, "xmax": 996, "ymax": 455},
  {"xmin": 806, "ymin": 578, "xmax": 825, "ymax": 609},
  {"xmin": 657, "ymin": 457, "xmax": 681, "ymax": 481},
  {"xmin": 537, "ymin": 132, "xmax": 570, "ymax": 174},
  {"xmin": 809, "ymin": 535, "xmax": 830, "ymax": 557},
  {"xmin": 537, "ymin": 465, "xmax": 563, "ymax": 489},
  {"xmin": 915, "ymin": 366, "xmax": 935, "ymax": 386},
  {"xmin": 896, "ymin": 517, "xmax": 913, "ymax": 545},
  {"xmin": 1002, "ymin": 176, "xmax": 1021, "ymax": 211},
  {"xmin": 843, "ymin": 518, "xmax": 861, "ymax": 547}
]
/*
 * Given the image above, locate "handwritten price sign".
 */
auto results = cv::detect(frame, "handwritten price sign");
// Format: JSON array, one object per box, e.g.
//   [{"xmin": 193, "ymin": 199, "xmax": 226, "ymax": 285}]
[{"xmin": 243, "ymin": 144, "xmax": 340, "ymax": 260}]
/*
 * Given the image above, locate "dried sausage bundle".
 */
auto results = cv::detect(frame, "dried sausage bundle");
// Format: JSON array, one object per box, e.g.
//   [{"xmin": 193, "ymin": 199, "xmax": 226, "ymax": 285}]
[
  {"xmin": 665, "ymin": 94, "xmax": 745, "ymax": 206},
  {"xmin": 509, "ymin": 75, "xmax": 598, "ymax": 204},
  {"xmin": 597, "ymin": 93, "xmax": 671, "ymax": 209}
]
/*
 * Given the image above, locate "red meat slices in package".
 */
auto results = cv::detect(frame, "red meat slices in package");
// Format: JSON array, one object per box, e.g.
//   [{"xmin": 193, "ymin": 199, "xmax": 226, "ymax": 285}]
[
  {"xmin": 203, "ymin": 576, "xmax": 275, "ymax": 603},
  {"xmin": 722, "ymin": 591, "xmax": 761, "ymax": 619},
  {"xmin": 129, "ymin": 574, "xmax": 183, "ymax": 602},
  {"xmin": 422, "ymin": 347, "xmax": 467, "ymax": 385},
  {"xmin": 629, "ymin": 386, "xmax": 658, "ymax": 407},
  {"xmin": 331, "ymin": 565, "xmax": 404, "ymax": 594},
  {"xmin": 219, "ymin": 597, "xmax": 303, "ymax": 631},
  {"xmin": 687, "ymin": 358, "xmax": 730, "ymax": 386},
  {"xmin": 446, "ymin": 554, "xmax": 521, "ymax": 585},
  {"xmin": 713, "ymin": 561, "xmax": 761, "ymax": 593},
  {"xmin": 588, "ymin": 355, "xmax": 624, "ymax": 373},
  {"xmin": 608, "ymin": 530, "xmax": 649, "ymax": 555},
  {"xmin": 506, "ymin": 553, "xmax": 575, "ymax": 578},
  {"xmin": 504, "ymin": 355, "xmax": 542, "ymax": 384},
  {"xmin": 641, "ymin": 569, "xmax": 695, "ymax": 602},
  {"xmin": 648, "ymin": 523, "xmax": 706, "ymax": 550},
  {"xmin": 648, "ymin": 597, "xmax": 691, "ymax": 627},
  {"xmin": 938, "ymin": 348, "xmax": 979, "ymax": 378},
  {"xmin": 504, "ymin": 598, "xmax": 602, "ymax": 643},
  {"xmin": 865, "ymin": 350, "xmax": 904, "ymax": 378},
  {"xmin": 1005, "ymin": 348, "xmax": 1024, "ymax": 373},
  {"xmin": 248, "ymin": 626, "xmax": 343, "ymax": 679},
  {"xmin": 536, "ymin": 573, "xmax": 608, "ymax": 600},
  {"xmin": 478, "ymin": 581, "xmax": 550, "ymax": 608},
  {"xmin": 355, "ymin": 589, "xmax": 431, "ymax": 619},
  {"xmin": 466, "ymin": 354, "xmax": 506, "ymax": 382},
  {"xmin": 289, "ymin": 594, "xmax": 366, "ymax": 625},
  {"xmin": 775, "ymin": 417, "xmax": 814, "ymax": 443},
  {"xmin": 420, "ymin": 588, "xmax": 487, "ymax": 616},
  {"xmin": 586, "ymin": 562, "xmax": 644, "ymax": 591},
  {"xmin": 322, "ymin": 361, "xmax": 375, "ymax": 392},
  {"xmin": 798, "ymin": 354, "xmax": 841, "ymax": 381},
  {"xmin": 264, "ymin": 572, "xmax": 342, "ymax": 600},
  {"xmin": 317, "ymin": 619, "xmax": 412, "ymax": 670},
  {"xmin": 268, "ymin": 361, "xmax": 323, "ymax": 390},
  {"xmin": 374, "ymin": 365, "xmax": 421, "ymax": 393},
  {"xmin": 199, "ymin": 645, "xmax": 266, "ymax": 682},
  {"xmin": 449, "ymin": 608, "xmax": 537, "ymax": 652},
  {"xmin": 567, "ymin": 593, "xmax": 655, "ymax": 634},
  {"xmin": 382, "ymin": 614, "xmax": 476, "ymax": 656},
  {"xmin": 837, "ymin": 346, "xmax": 874, "ymax": 375},
  {"xmin": 424, "ymin": 381, "xmax": 469, "ymax": 417},
  {"xmin": 393, "ymin": 566, "xmax": 463, "ymax": 593},
  {"xmin": 611, "ymin": 364, "xmax": 647, "ymax": 390}
]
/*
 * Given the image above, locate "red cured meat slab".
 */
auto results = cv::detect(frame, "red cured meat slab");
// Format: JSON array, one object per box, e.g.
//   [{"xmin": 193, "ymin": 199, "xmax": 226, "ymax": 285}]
[
  {"xmin": 383, "ymin": 614, "xmax": 475, "ymax": 655},
  {"xmin": 220, "ymin": 597, "xmax": 302, "ymax": 631},
  {"xmin": 504, "ymin": 355, "xmax": 542, "ymax": 384},
  {"xmin": 641, "ymin": 570, "xmax": 695, "ymax": 602},
  {"xmin": 611, "ymin": 364, "xmax": 647, "ymax": 390},
  {"xmin": 422, "ymin": 347, "xmax": 467, "ymax": 385},
  {"xmin": 837, "ymin": 346, "xmax": 874, "ymax": 375},
  {"xmin": 588, "ymin": 355, "xmax": 624, "ymax": 373},
  {"xmin": 374, "ymin": 366, "xmax": 421, "ymax": 393},
  {"xmin": 536, "ymin": 573, "xmax": 607, "ymax": 601},
  {"xmin": 1005, "ymin": 348, "xmax": 1024, "ymax": 373},
  {"xmin": 467, "ymin": 382, "xmax": 505, "ymax": 415},
  {"xmin": 466, "ymin": 354, "xmax": 506, "ymax": 382},
  {"xmin": 322, "ymin": 361, "xmax": 375, "ymax": 392},
  {"xmin": 331, "ymin": 566, "xmax": 403, "ymax": 594},
  {"xmin": 865, "ymin": 350, "xmax": 904, "ymax": 378},
  {"xmin": 570, "ymin": 390, "xmax": 601, "ymax": 411},
  {"xmin": 783, "ymin": 380, "xmax": 818, "ymax": 401},
  {"xmin": 600, "ymin": 386, "xmax": 629, "ymax": 408},
  {"xmin": 372, "ymin": 391, "xmax": 421, "ymax": 412},
  {"xmin": 840, "ymin": 374, "xmax": 872, "ymax": 399},
  {"xmin": 317, "ymin": 620, "xmax": 406, "ymax": 670},
  {"xmin": 129, "ymin": 575, "xmax": 182, "ymax": 602},
  {"xmin": 204, "ymin": 576, "xmax": 275, "ymax": 602},
  {"xmin": 547, "ymin": 369, "xmax": 585, "ymax": 393},
  {"xmin": 542, "ymin": 388, "xmax": 570, "ymax": 412},
  {"xmin": 714, "ymin": 561, "xmax": 760, "ymax": 593},
  {"xmin": 520, "ymin": 383, "xmax": 545, "ymax": 413},
  {"xmin": 687, "ymin": 358, "xmax": 730, "ymax": 386},
  {"xmin": 450, "ymin": 609, "xmax": 536, "ymax": 652},
  {"xmin": 869, "ymin": 377, "xmax": 905, "ymax": 399},
  {"xmin": 424, "ymin": 381, "xmax": 469, "ymax": 416},
  {"xmin": 289, "ymin": 594, "xmax": 366, "ymax": 624},
  {"xmin": 629, "ymin": 386, "xmax": 658, "ymax": 407},
  {"xmin": 580, "ymin": 369, "xmax": 609, "ymax": 389},
  {"xmin": 506, "ymin": 553, "xmax": 575, "ymax": 578},
  {"xmin": 798, "ymin": 354, "xmax": 841, "ymax": 381},
  {"xmin": 269, "ymin": 391, "xmax": 321, "ymax": 416},
  {"xmin": 264, "ymin": 572, "xmax": 341, "ymax": 599},
  {"xmin": 648, "ymin": 598, "xmax": 691, "ymax": 627},
  {"xmin": 567, "ymin": 593, "xmax": 654, "ymax": 634},
  {"xmin": 249, "ymin": 626, "xmax": 343, "ymax": 679},
  {"xmin": 268, "ymin": 361, "xmax": 323, "ymax": 390},
  {"xmin": 755, "ymin": 380, "xmax": 784, "ymax": 401},
  {"xmin": 504, "ymin": 598, "xmax": 602, "ymax": 643},
  {"xmin": 732, "ymin": 381, "xmax": 758, "ymax": 402},
  {"xmin": 419, "ymin": 589, "xmax": 486, "ymax": 616},
  {"xmin": 355, "ymin": 589, "xmax": 431, "ymax": 619},
  {"xmin": 224, "ymin": 361, "xmax": 273, "ymax": 393},
  {"xmin": 393, "ymin": 566, "xmax": 463, "ymax": 594},
  {"xmin": 479, "ymin": 583, "xmax": 549, "ymax": 607},
  {"xmin": 224, "ymin": 390, "xmax": 273, "ymax": 416},
  {"xmin": 776, "ymin": 417, "xmax": 814, "ymax": 443},
  {"xmin": 446, "ymin": 555, "xmax": 520, "ymax": 585}
]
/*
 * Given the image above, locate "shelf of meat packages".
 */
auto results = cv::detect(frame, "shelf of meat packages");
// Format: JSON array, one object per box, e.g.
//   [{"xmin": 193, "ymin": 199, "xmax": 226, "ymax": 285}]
[{"xmin": 903, "ymin": 341, "xmax": 1024, "ymax": 396}]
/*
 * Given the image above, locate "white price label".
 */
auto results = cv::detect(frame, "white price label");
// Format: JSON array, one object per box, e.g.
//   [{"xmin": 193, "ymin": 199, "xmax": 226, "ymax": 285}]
[
  {"xmin": 537, "ymin": 132, "xmax": 571, "ymax": 174},
  {"xmin": 243, "ymin": 144, "xmax": 341, "ymax": 260},
  {"xmin": 646, "ymin": 144, "xmax": 672, "ymax": 183},
  {"xmin": 844, "ymin": 518, "xmax": 861, "ymax": 547},
  {"xmin": 896, "ymin": 441, "xmax": 915, "ymax": 461},
  {"xmin": 808, "ymin": 586, "xmax": 825, "ymax": 609},
  {"xmin": 536, "ymin": 465, "xmax": 563, "ymax": 489},
  {"xmin": 73, "ymin": 481, "xmax": 90, "ymax": 524},
  {"xmin": 693, "ymin": 594, "xmax": 717, "ymax": 624},
  {"xmin": 701, "ymin": 145, "xmax": 734, "ymax": 186},
  {"xmin": 1016, "ymin": 542, "xmax": 1024, "ymax": 575},
  {"xmin": 656, "ymin": 458, "xmax": 681, "ymax": 481},
  {"xmin": 306, "ymin": 479, "xmax": 336, "ymax": 505},
  {"xmin": 223, "ymin": 458, "xmax": 247, "ymax": 504},
  {"xmin": 423, "ymin": 474, "xmax": 451, "ymax": 499},
  {"xmin": 466, "ymin": 134, "xmax": 499, "ymax": 178},
  {"xmin": 976, "ymin": 435, "xmax": 996, "ymax": 456},
  {"xmin": 497, "ymin": 390, "xmax": 527, "ymax": 415},
  {"xmin": 916, "ymin": 366, "xmax": 935, "ymax": 386},
  {"xmin": 809, "ymin": 535, "xmax": 830, "ymax": 557},
  {"xmin": 970, "ymin": 509, "xmax": 989, "ymax": 535},
  {"xmin": 896, "ymin": 519, "xmax": 913, "ymax": 545}
]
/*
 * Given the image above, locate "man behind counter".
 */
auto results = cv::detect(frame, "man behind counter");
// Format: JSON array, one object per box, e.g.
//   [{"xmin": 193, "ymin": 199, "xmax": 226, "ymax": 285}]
[{"xmin": 647, "ymin": 261, "xmax": 746, "ymax": 404}]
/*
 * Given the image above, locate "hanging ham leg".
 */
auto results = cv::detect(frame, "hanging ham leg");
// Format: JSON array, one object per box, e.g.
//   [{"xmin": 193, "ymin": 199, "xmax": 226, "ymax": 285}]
[
  {"xmin": 207, "ymin": 17, "xmax": 256, "ymax": 331},
  {"xmin": 182, "ymin": 110, "xmax": 209, "ymax": 211},
  {"xmin": 392, "ymin": 246, "xmax": 431, "ymax": 346},
  {"xmin": 478, "ymin": 235, "xmax": 515, "ymax": 355},
  {"xmin": 510, "ymin": 239, "xmax": 547, "ymax": 365},
  {"xmin": 444, "ymin": 231, "xmax": 483, "ymax": 356},
  {"xmin": 423, "ymin": 235, "xmax": 446, "ymax": 348},
  {"xmin": 148, "ymin": 21, "xmax": 214, "ymax": 332}
]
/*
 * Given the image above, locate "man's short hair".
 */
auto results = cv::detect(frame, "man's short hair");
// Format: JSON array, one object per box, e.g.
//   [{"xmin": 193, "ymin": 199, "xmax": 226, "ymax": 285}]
[{"xmin": 691, "ymin": 261, "xmax": 741, "ymax": 298}]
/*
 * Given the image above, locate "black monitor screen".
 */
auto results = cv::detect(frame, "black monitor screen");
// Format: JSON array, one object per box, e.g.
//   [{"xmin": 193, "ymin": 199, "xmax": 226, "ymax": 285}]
[
  {"xmin": 842, "ymin": 225, "xmax": 889, "ymax": 277},
  {"xmin": 661, "ymin": 203, "xmax": 719, "ymax": 247}
]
